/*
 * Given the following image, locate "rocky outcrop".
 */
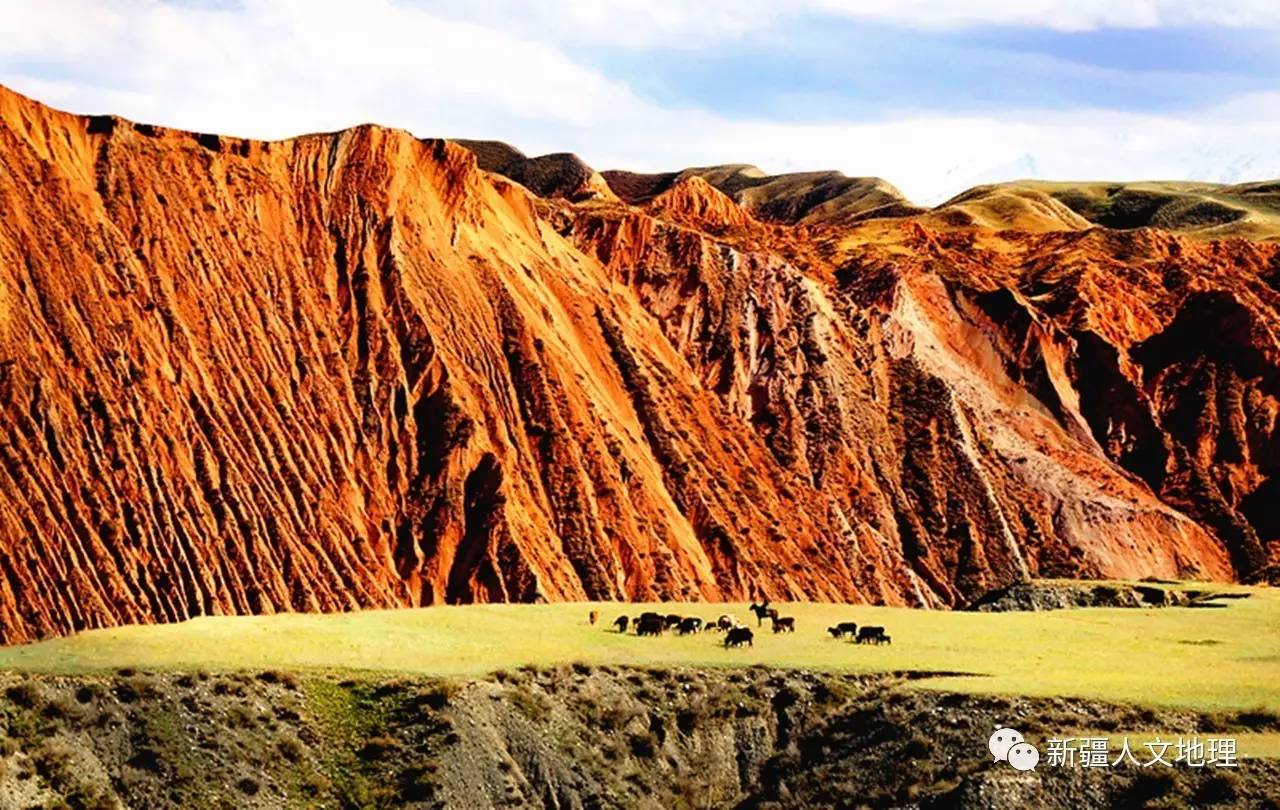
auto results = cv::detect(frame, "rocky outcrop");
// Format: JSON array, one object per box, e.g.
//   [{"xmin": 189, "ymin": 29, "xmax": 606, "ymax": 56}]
[
  {"xmin": 568, "ymin": 199, "xmax": 1257, "ymax": 610},
  {"xmin": 868, "ymin": 227, "xmax": 1280, "ymax": 581},
  {"xmin": 2, "ymin": 667, "xmax": 1277, "ymax": 809},
  {"xmin": 963, "ymin": 580, "xmax": 1218, "ymax": 611},
  {"xmin": 1, "ymin": 85, "xmax": 1277, "ymax": 642}
]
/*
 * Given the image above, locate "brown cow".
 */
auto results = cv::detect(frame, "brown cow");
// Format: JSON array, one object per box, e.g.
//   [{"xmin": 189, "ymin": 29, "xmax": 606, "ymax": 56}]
[
  {"xmin": 589, "ymin": 610, "xmax": 600, "ymax": 626},
  {"xmin": 770, "ymin": 616, "xmax": 795, "ymax": 633}
]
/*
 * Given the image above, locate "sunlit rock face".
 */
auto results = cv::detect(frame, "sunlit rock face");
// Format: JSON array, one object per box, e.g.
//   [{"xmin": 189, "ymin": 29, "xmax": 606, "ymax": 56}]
[{"xmin": 0, "ymin": 85, "xmax": 1275, "ymax": 642}]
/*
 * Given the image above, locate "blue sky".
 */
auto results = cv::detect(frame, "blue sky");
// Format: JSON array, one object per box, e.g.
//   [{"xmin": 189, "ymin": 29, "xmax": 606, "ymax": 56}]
[
  {"xmin": 576, "ymin": 22, "xmax": 1280, "ymax": 118},
  {"xmin": 3, "ymin": 1, "xmax": 1280, "ymax": 202}
]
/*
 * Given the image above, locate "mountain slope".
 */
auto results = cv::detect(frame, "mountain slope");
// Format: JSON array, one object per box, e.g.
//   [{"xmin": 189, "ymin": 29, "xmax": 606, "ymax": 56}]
[
  {"xmin": 0, "ymin": 86, "xmax": 1276, "ymax": 643},
  {"xmin": 599, "ymin": 164, "xmax": 916, "ymax": 225},
  {"xmin": 930, "ymin": 179, "xmax": 1280, "ymax": 240},
  {"xmin": 454, "ymin": 140, "xmax": 617, "ymax": 203},
  {"xmin": 0, "ymin": 87, "xmax": 915, "ymax": 642}
]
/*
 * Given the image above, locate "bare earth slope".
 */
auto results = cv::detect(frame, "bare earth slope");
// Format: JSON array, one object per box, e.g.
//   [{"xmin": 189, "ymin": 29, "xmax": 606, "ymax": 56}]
[{"xmin": 1, "ymin": 86, "xmax": 1277, "ymax": 642}]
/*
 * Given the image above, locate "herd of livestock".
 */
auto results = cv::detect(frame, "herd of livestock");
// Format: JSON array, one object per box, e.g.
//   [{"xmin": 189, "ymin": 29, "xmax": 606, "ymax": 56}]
[{"xmin": 591, "ymin": 599, "xmax": 893, "ymax": 648}]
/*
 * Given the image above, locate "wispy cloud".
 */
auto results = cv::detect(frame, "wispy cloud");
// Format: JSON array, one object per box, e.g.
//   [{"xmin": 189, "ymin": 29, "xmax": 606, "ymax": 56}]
[
  {"xmin": 2, "ymin": 0, "xmax": 1279, "ymax": 202},
  {"xmin": 421, "ymin": 0, "xmax": 1280, "ymax": 41}
]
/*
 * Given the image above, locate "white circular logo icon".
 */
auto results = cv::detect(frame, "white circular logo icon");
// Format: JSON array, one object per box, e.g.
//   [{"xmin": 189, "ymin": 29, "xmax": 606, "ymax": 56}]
[
  {"xmin": 988, "ymin": 727, "xmax": 1025, "ymax": 761},
  {"xmin": 1007, "ymin": 741, "xmax": 1040, "ymax": 771}
]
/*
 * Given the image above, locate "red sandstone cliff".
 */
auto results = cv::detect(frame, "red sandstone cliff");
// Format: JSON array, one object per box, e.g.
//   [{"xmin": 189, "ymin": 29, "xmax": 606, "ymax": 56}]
[{"xmin": 0, "ymin": 86, "xmax": 1275, "ymax": 643}]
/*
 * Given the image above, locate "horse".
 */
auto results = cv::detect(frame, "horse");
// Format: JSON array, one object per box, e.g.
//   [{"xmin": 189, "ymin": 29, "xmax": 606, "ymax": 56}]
[{"xmin": 748, "ymin": 601, "xmax": 778, "ymax": 627}]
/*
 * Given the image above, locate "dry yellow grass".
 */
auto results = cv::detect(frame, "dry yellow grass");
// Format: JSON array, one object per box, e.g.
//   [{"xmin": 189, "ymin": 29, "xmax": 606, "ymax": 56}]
[{"xmin": 0, "ymin": 581, "xmax": 1275, "ymax": 717}]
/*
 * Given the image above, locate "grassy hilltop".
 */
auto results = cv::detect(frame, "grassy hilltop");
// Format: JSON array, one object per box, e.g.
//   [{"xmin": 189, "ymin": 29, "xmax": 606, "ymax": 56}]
[{"xmin": 2, "ymin": 581, "xmax": 1276, "ymax": 714}]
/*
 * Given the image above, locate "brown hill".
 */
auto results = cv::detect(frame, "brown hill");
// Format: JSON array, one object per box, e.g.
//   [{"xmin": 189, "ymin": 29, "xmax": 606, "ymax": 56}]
[
  {"xmin": 0, "ymin": 85, "xmax": 1277, "ymax": 643},
  {"xmin": 483, "ymin": 141, "xmax": 1280, "ymax": 238},
  {"xmin": 930, "ymin": 180, "xmax": 1280, "ymax": 240},
  {"xmin": 602, "ymin": 165, "xmax": 916, "ymax": 225},
  {"xmin": 454, "ymin": 140, "xmax": 616, "ymax": 203},
  {"xmin": 645, "ymin": 176, "xmax": 755, "ymax": 233}
]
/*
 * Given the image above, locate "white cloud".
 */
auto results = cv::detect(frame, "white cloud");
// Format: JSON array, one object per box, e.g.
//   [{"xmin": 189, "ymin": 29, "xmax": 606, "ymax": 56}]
[
  {"xmin": 1, "ymin": 0, "xmax": 1279, "ymax": 203},
  {"xmin": 557, "ymin": 98, "xmax": 1280, "ymax": 203},
  {"xmin": 422, "ymin": 0, "xmax": 1280, "ymax": 43},
  {"xmin": 0, "ymin": 0, "xmax": 651, "ymax": 138}
]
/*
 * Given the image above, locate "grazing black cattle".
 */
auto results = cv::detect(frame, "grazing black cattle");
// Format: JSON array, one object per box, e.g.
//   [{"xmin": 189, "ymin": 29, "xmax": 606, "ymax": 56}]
[
  {"xmin": 828, "ymin": 622, "xmax": 858, "ymax": 639},
  {"xmin": 678, "ymin": 617, "xmax": 703, "ymax": 635},
  {"xmin": 724, "ymin": 627, "xmax": 754, "ymax": 648},
  {"xmin": 636, "ymin": 616, "xmax": 666, "ymax": 636},
  {"xmin": 855, "ymin": 626, "xmax": 887, "ymax": 645},
  {"xmin": 664, "ymin": 614, "xmax": 684, "ymax": 629},
  {"xmin": 613, "ymin": 615, "xmax": 629, "ymax": 633},
  {"xmin": 702, "ymin": 620, "xmax": 718, "ymax": 633},
  {"xmin": 770, "ymin": 616, "xmax": 795, "ymax": 633},
  {"xmin": 716, "ymin": 615, "xmax": 734, "ymax": 632},
  {"xmin": 636, "ymin": 612, "xmax": 662, "ymax": 631},
  {"xmin": 881, "ymin": 635, "xmax": 892, "ymax": 645}
]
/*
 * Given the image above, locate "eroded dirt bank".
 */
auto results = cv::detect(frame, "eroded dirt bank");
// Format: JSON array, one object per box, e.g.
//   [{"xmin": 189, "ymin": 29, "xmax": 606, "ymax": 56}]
[
  {"xmin": 1, "ymin": 667, "xmax": 1276, "ymax": 809},
  {"xmin": 5, "ymin": 84, "xmax": 1280, "ymax": 643}
]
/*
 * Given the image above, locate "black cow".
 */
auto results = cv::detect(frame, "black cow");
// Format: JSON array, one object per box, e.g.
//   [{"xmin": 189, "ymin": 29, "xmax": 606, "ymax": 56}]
[
  {"xmin": 827, "ymin": 622, "xmax": 858, "ymax": 639},
  {"xmin": 635, "ymin": 612, "xmax": 662, "ymax": 632},
  {"xmin": 716, "ymin": 615, "xmax": 734, "ymax": 632},
  {"xmin": 724, "ymin": 627, "xmax": 754, "ymax": 648},
  {"xmin": 665, "ymin": 614, "xmax": 684, "ymax": 629},
  {"xmin": 678, "ymin": 617, "xmax": 703, "ymax": 635},
  {"xmin": 637, "ymin": 615, "xmax": 666, "ymax": 636},
  {"xmin": 855, "ymin": 626, "xmax": 887, "ymax": 645},
  {"xmin": 770, "ymin": 616, "xmax": 795, "ymax": 633},
  {"xmin": 613, "ymin": 615, "xmax": 630, "ymax": 633}
]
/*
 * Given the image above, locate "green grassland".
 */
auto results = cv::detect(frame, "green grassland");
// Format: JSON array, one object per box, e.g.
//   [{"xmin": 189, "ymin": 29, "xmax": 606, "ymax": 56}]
[{"xmin": 1, "ymin": 582, "xmax": 1276, "ymax": 716}]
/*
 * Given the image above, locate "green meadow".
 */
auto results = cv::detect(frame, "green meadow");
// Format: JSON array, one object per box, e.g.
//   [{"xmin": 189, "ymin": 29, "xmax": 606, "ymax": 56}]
[{"xmin": 1, "ymin": 582, "xmax": 1276, "ymax": 715}]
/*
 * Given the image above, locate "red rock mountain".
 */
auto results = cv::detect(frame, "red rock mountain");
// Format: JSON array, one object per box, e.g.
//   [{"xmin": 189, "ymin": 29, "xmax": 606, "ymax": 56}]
[{"xmin": 0, "ymin": 86, "xmax": 1276, "ymax": 643}]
